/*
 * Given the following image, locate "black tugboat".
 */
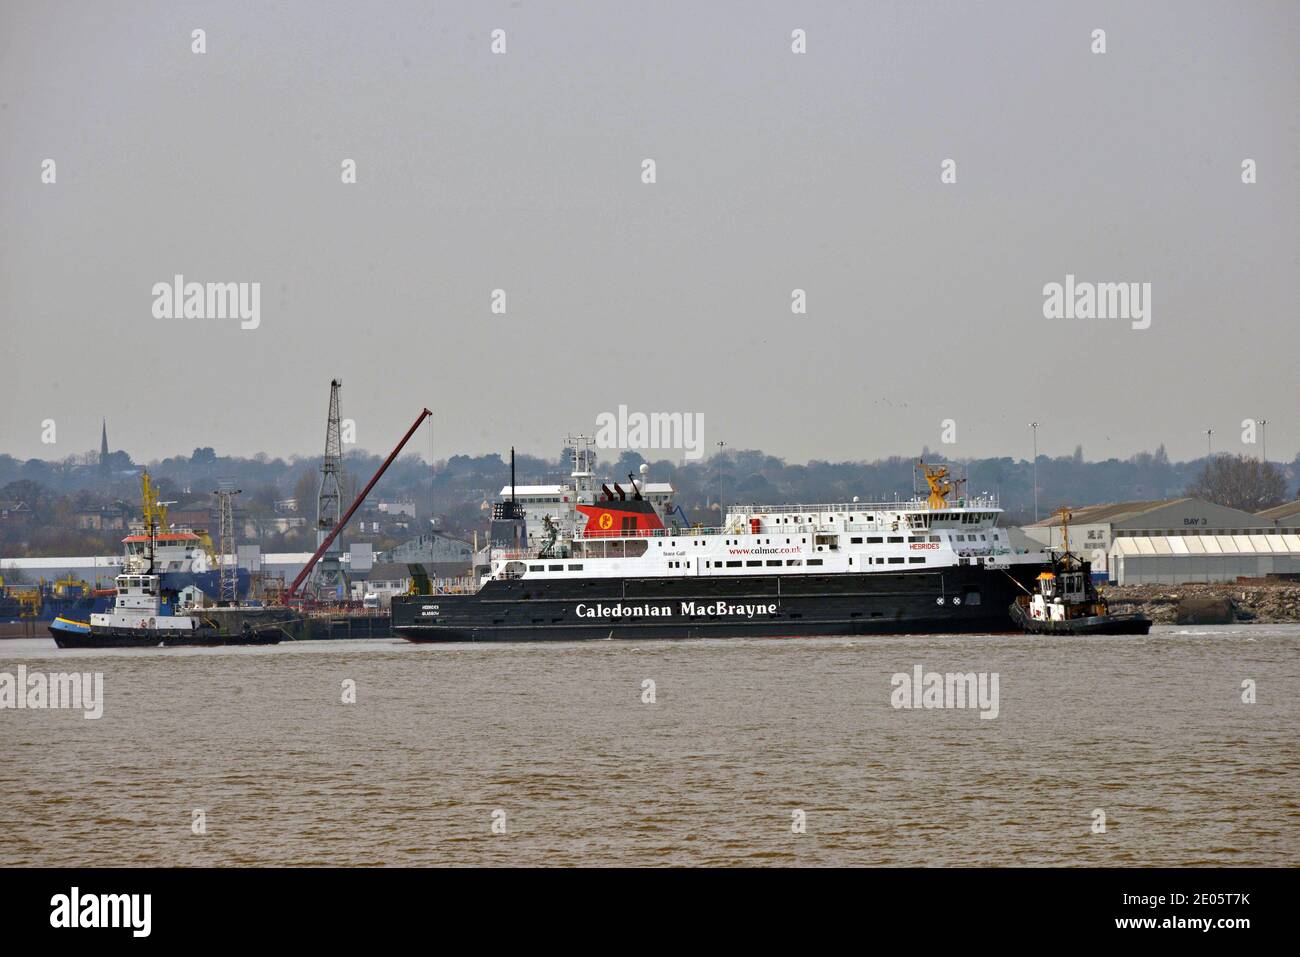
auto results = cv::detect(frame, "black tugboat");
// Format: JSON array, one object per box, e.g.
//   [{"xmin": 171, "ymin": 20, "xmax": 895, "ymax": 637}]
[{"xmin": 1009, "ymin": 508, "xmax": 1151, "ymax": 636}]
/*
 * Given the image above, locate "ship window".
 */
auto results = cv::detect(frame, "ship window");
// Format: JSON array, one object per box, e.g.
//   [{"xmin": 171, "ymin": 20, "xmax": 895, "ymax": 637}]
[
  {"xmin": 888, "ymin": 557, "xmax": 904, "ymax": 564},
  {"xmin": 549, "ymin": 565, "xmax": 563, "ymax": 571},
  {"xmin": 746, "ymin": 560, "xmax": 761, "ymax": 567},
  {"xmin": 786, "ymin": 559, "xmax": 802, "ymax": 566},
  {"xmin": 908, "ymin": 536, "xmax": 923, "ymax": 543},
  {"xmin": 887, "ymin": 536, "xmax": 903, "ymax": 543},
  {"xmin": 807, "ymin": 559, "xmax": 823, "ymax": 566},
  {"xmin": 568, "ymin": 564, "xmax": 583, "ymax": 571},
  {"xmin": 766, "ymin": 560, "xmax": 781, "ymax": 566},
  {"xmin": 851, "ymin": 537, "xmax": 863, "ymax": 544},
  {"xmin": 929, "ymin": 535, "xmax": 940, "ymax": 542},
  {"xmin": 868, "ymin": 536, "xmax": 883, "ymax": 543},
  {"xmin": 529, "ymin": 565, "xmax": 543, "ymax": 571},
  {"xmin": 909, "ymin": 557, "xmax": 925, "ymax": 564},
  {"xmin": 726, "ymin": 561, "xmax": 741, "ymax": 568}
]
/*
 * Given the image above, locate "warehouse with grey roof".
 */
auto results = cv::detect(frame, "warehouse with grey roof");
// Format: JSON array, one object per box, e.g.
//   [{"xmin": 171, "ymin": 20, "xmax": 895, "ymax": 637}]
[{"xmin": 1023, "ymin": 497, "xmax": 1300, "ymax": 584}]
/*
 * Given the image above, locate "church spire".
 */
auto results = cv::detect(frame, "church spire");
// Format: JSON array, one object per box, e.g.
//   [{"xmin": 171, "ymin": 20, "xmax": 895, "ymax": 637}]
[{"xmin": 100, "ymin": 419, "xmax": 109, "ymax": 469}]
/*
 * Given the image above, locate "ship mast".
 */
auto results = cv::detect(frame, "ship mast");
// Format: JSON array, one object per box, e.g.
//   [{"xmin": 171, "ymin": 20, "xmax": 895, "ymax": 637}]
[{"xmin": 1054, "ymin": 506, "xmax": 1074, "ymax": 563}]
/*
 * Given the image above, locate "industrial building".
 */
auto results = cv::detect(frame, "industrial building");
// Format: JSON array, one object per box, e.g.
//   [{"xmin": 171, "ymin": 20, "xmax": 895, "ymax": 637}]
[
  {"xmin": 378, "ymin": 532, "xmax": 473, "ymax": 566},
  {"xmin": 1023, "ymin": 498, "xmax": 1300, "ymax": 584},
  {"xmin": 1255, "ymin": 499, "xmax": 1300, "ymax": 533}
]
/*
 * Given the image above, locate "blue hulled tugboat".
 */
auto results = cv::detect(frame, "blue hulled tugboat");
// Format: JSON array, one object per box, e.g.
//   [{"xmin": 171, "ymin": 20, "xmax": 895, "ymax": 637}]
[{"xmin": 52, "ymin": 505, "xmax": 285, "ymax": 649}]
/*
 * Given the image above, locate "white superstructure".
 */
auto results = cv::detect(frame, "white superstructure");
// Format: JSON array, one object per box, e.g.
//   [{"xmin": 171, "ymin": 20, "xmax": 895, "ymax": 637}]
[
  {"xmin": 90, "ymin": 573, "xmax": 199, "ymax": 633},
  {"xmin": 488, "ymin": 495, "xmax": 1045, "ymax": 584}
]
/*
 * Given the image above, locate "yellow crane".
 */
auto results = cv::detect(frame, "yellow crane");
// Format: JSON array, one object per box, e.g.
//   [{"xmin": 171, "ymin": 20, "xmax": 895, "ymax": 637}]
[
  {"xmin": 916, "ymin": 460, "xmax": 955, "ymax": 510},
  {"xmin": 140, "ymin": 471, "xmax": 168, "ymax": 531}
]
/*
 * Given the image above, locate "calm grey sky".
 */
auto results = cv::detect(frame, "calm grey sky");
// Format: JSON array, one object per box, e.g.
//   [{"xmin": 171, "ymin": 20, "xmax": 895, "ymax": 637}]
[{"xmin": 1, "ymin": 0, "xmax": 1296, "ymax": 465}]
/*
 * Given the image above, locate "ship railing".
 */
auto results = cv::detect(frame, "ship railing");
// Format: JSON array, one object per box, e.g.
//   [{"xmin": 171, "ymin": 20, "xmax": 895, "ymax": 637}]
[
  {"xmin": 431, "ymin": 576, "xmax": 477, "ymax": 595},
  {"xmin": 570, "ymin": 518, "xmax": 973, "ymax": 542},
  {"xmin": 729, "ymin": 496, "xmax": 1000, "ymax": 515}
]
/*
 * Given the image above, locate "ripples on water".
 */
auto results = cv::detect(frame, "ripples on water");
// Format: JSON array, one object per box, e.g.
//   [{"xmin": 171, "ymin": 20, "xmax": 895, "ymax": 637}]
[{"xmin": 1, "ymin": 626, "xmax": 1296, "ymax": 866}]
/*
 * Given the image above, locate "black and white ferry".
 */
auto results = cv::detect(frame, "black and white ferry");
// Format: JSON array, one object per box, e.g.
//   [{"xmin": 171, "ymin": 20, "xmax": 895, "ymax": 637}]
[{"xmin": 391, "ymin": 453, "xmax": 1051, "ymax": 642}]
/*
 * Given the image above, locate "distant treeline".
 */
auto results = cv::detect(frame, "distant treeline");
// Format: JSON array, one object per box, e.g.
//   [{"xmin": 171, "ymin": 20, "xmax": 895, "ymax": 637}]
[{"xmin": 3, "ymin": 444, "xmax": 1296, "ymax": 542}]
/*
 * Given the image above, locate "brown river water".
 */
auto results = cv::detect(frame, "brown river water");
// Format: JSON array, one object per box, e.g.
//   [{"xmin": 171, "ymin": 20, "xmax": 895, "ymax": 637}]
[{"xmin": 1, "ymin": 625, "xmax": 1296, "ymax": 866}]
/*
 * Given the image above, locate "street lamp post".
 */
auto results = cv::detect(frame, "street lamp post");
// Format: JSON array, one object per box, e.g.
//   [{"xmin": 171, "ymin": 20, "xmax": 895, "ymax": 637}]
[
  {"xmin": 1260, "ymin": 419, "xmax": 1268, "ymax": 463},
  {"xmin": 1205, "ymin": 429, "xmax": 1214, "ymax": 459},
  {"xmin": 1029, "ymin": 422, "xmax": 1039, "ymax": 522}
]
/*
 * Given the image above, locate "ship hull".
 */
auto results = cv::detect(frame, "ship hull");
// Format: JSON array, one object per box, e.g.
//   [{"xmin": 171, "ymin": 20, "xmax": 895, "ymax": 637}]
[
  {"xmin": 50, "ymin": 607, "xmax": 293, "ymax": 648},
  {"xmin": 1008, "ymin": 601, "xmax": 1152, "ymax": 636},
  {"xmin": 392, "ymin": 563, "xmax": 1046, "ymax": 642},
  {"xmin": 51, "ymin": 626, "xmax": 283, "ymax": 648}
]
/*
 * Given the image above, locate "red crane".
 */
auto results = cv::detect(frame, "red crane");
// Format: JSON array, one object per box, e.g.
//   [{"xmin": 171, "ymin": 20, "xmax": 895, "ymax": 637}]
[{"xmin": 284, "ymin": 407, "xmax": 432, "ymax": 602}]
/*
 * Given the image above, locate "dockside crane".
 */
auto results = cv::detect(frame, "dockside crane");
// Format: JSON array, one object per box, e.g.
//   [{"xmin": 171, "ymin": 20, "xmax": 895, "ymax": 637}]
[{"xmin": 312, "ymin": 379, "xmax": 347, "ymax": 599}]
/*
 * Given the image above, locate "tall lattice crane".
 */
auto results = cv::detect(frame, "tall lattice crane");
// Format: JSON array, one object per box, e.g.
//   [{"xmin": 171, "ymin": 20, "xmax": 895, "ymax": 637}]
[
  {"xmin": 312, "ymin": 379, "xmax": 348, "ymax": 598},
  {"xmin": 214, "ymin": 485, "xmax": 241, "ymax": 604}
]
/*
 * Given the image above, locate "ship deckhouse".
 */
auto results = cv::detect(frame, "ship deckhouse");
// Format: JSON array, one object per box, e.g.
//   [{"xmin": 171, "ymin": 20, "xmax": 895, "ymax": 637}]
[{"xmin": 121, "ymin": 531, "xmax": 213, "ymax": 574}]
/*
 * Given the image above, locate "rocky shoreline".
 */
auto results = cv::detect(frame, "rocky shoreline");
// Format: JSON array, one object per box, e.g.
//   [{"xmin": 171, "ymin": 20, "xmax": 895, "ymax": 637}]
[{"xmin": 1100, "ymin": 581, "xmax": 1300, "ymax": 624}]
